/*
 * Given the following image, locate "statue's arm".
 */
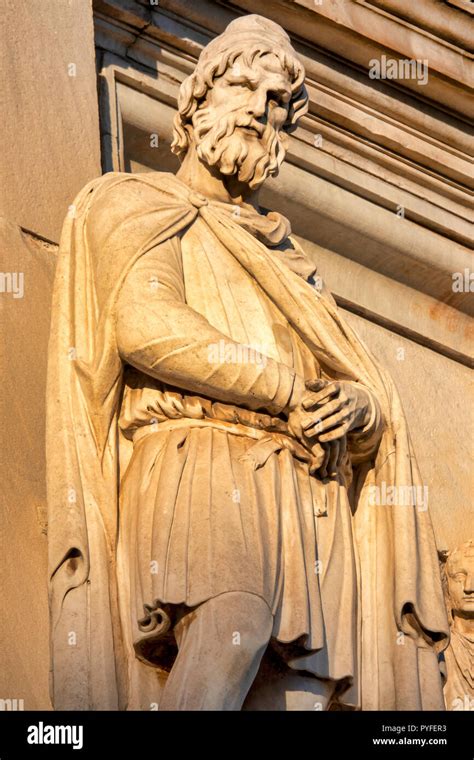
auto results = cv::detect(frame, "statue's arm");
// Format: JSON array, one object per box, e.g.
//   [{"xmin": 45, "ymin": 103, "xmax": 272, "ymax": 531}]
[{"xmin": 115, "ymin": 237, "xmax": 300, "ymax": 416}]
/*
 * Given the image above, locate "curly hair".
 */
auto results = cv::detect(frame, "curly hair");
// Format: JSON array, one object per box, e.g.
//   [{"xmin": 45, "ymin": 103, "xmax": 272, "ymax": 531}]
[{"xmin": 171, "ymin": 43, "xmax": 308, "ymax": 159}]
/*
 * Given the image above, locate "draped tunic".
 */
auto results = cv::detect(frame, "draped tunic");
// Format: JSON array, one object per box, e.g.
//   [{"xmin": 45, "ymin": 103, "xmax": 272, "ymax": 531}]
[
  {"xmin": 115, "ymin": 207, "xmax": 383, "ymax": 706},
  {"xmin": 47, "ymin": 171, "xmax": 448, "ymax": 712}
]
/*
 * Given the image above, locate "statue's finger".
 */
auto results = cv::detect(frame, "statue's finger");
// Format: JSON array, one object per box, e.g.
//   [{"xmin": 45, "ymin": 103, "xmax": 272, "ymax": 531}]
[
  {"xmin": 303, "ymin": 383, "xmax": 339, "ymax": 406},
  {"xmin": 337, "ymin": 435, "xmax": 347, "ymax": 467},
  {"xmin": 304, "ymin": 378, "xmax": 327, "ymax": 392},
  {"xmin": 319, "ymin": 418, "xmax": 351, "ymax": 442},
  {"xmin": 308, "ymin": 443, "xmax": 326, "ymax": 474},
  {"xmin": 302, "ymin": 399, "xmax": 343, "ymax": 428},
  {"xmin": 328, "ymin": 440, "xmax": 340, "ymax": 475},
  {"xmin": 312, "ymin": 408, "xmax": 348, "ymax": 433},
  {"xmin": 318, "ymin": 444, "xmax": 330, "ymax": 479}
]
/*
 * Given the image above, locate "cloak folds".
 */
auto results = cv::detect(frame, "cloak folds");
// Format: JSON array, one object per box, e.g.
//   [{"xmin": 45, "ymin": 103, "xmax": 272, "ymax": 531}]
[{"xmin": 46, "ymin": 171, "xmax": 448, "ymax": 710}]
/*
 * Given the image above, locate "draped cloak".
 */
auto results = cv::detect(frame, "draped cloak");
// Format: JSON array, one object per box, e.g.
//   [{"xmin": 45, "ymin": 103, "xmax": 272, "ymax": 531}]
[{"xmin": 46, "ymin": 171, "xmax": 449, "ymax": 711}]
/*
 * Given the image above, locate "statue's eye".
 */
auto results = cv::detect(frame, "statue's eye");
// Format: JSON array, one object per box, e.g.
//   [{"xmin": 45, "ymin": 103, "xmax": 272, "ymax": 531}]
[
  {"xmin": 454, "ymin": 572, "xmax": 466, "ymax": 581},
  {"xmin": 267, "ymin": 91, "xmax": 288, "ymax": 108},
  {"xmin": 228, "ymin": 79, "xmax": 252, "ymax": 89}
]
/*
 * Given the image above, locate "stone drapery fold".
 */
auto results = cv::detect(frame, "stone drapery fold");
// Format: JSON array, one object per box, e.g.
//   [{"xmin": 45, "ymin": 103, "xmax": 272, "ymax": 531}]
[{"xmin": 46, "ymin": 171, "xmax": 448, "ymax": 711}]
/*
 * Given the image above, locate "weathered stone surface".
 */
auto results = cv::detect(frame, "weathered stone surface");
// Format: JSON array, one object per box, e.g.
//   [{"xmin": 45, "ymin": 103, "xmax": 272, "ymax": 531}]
[
  {"xmin": 0, "ymin": 0, "xmax": 101, "ymax": 709},
  {"xmin": 0, "ymin": 219, "xmax": 56, "ymax": 710},
  {"xmin": 341, "ymin": 310, "xmax": 473, "ymax": 552},
  {"xmin": 0, "ymin": 0, "xmax": 101, "ymax": 242}
]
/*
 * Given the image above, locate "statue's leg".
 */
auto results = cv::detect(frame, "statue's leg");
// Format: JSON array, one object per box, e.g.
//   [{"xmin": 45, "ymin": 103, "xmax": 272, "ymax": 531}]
[
  {"xmin": 281, "ymin": 672, "xmax": 336, "ymax": 711},
  {"xmin": 158, "ymin": 591, "xmax": 273, "ymax": 711},
  {"xmin": 243, "ymin": 660, "xmax": 337, "ymax": 711}
]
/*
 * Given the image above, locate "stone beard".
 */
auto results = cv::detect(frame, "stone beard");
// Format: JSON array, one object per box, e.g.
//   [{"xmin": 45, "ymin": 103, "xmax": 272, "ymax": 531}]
[
  {"xmin": 46, "ymin": 14, "xmax": 449, "ymax": 713},
  {"xmin": 192, "ymin": 105, "xmax": 285, "ymax": 188}
]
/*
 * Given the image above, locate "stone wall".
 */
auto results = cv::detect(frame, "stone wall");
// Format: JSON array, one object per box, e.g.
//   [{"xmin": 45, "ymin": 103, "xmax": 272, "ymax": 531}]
[{"xmin": 0, "ymin": 0, "xmax": 101, "ymax": 710}]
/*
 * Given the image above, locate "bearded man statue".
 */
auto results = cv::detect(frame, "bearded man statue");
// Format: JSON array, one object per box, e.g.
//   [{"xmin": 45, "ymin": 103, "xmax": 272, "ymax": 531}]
[{"xmin": 46, "ymin": 14, "xmax": 448, "ymax": 711}]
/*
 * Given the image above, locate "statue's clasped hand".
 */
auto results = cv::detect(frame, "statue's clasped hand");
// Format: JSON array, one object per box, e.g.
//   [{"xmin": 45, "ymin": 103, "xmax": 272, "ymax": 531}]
[{"xmin": 288, "ymin": 378, "xmax": 372, "ymax": 478}]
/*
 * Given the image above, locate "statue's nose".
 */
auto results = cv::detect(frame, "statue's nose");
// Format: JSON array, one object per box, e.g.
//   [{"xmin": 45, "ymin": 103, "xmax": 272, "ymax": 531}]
[
  {"xmin": 246, "ymin": 90, "xmax": 267, "ymax": 120},
  {"xmin": 464, "ymin": 572, "xmax": 474, "ymax": 593}
]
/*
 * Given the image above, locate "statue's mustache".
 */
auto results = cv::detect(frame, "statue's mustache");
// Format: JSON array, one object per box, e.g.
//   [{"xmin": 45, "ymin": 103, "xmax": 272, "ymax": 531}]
[
  {"xmin": 191, "ymin": 107, "xmax": 284, "ymax": 188},
  {"xmin": 194, "ymin": 110, "xmax": 268, "ymax": 140}
]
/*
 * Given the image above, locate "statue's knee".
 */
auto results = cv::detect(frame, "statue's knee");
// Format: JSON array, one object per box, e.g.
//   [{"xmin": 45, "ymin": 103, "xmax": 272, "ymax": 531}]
[{"xmin": 212, "ymin": 592, "xmax": 273, "ymax": 659}]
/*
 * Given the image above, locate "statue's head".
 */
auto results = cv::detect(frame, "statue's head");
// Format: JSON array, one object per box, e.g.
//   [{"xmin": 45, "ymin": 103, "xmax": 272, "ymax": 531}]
[
  {"xmin": 171, "ymin": 14, "xmax": 308, "ymax": 190},
  {"xmin": 441, "ymin": 540, "xmax": 474, "ymax": 620}
]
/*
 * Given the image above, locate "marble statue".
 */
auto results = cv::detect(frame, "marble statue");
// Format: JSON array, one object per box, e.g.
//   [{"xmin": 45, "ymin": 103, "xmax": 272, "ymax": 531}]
[
  {"xmin": 46, "ymin": 14, "xmax": 449, "ymax": 711},
  {"xmin": 441, "ymin": 541, "xmax": 474, "ymax": 710}
]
